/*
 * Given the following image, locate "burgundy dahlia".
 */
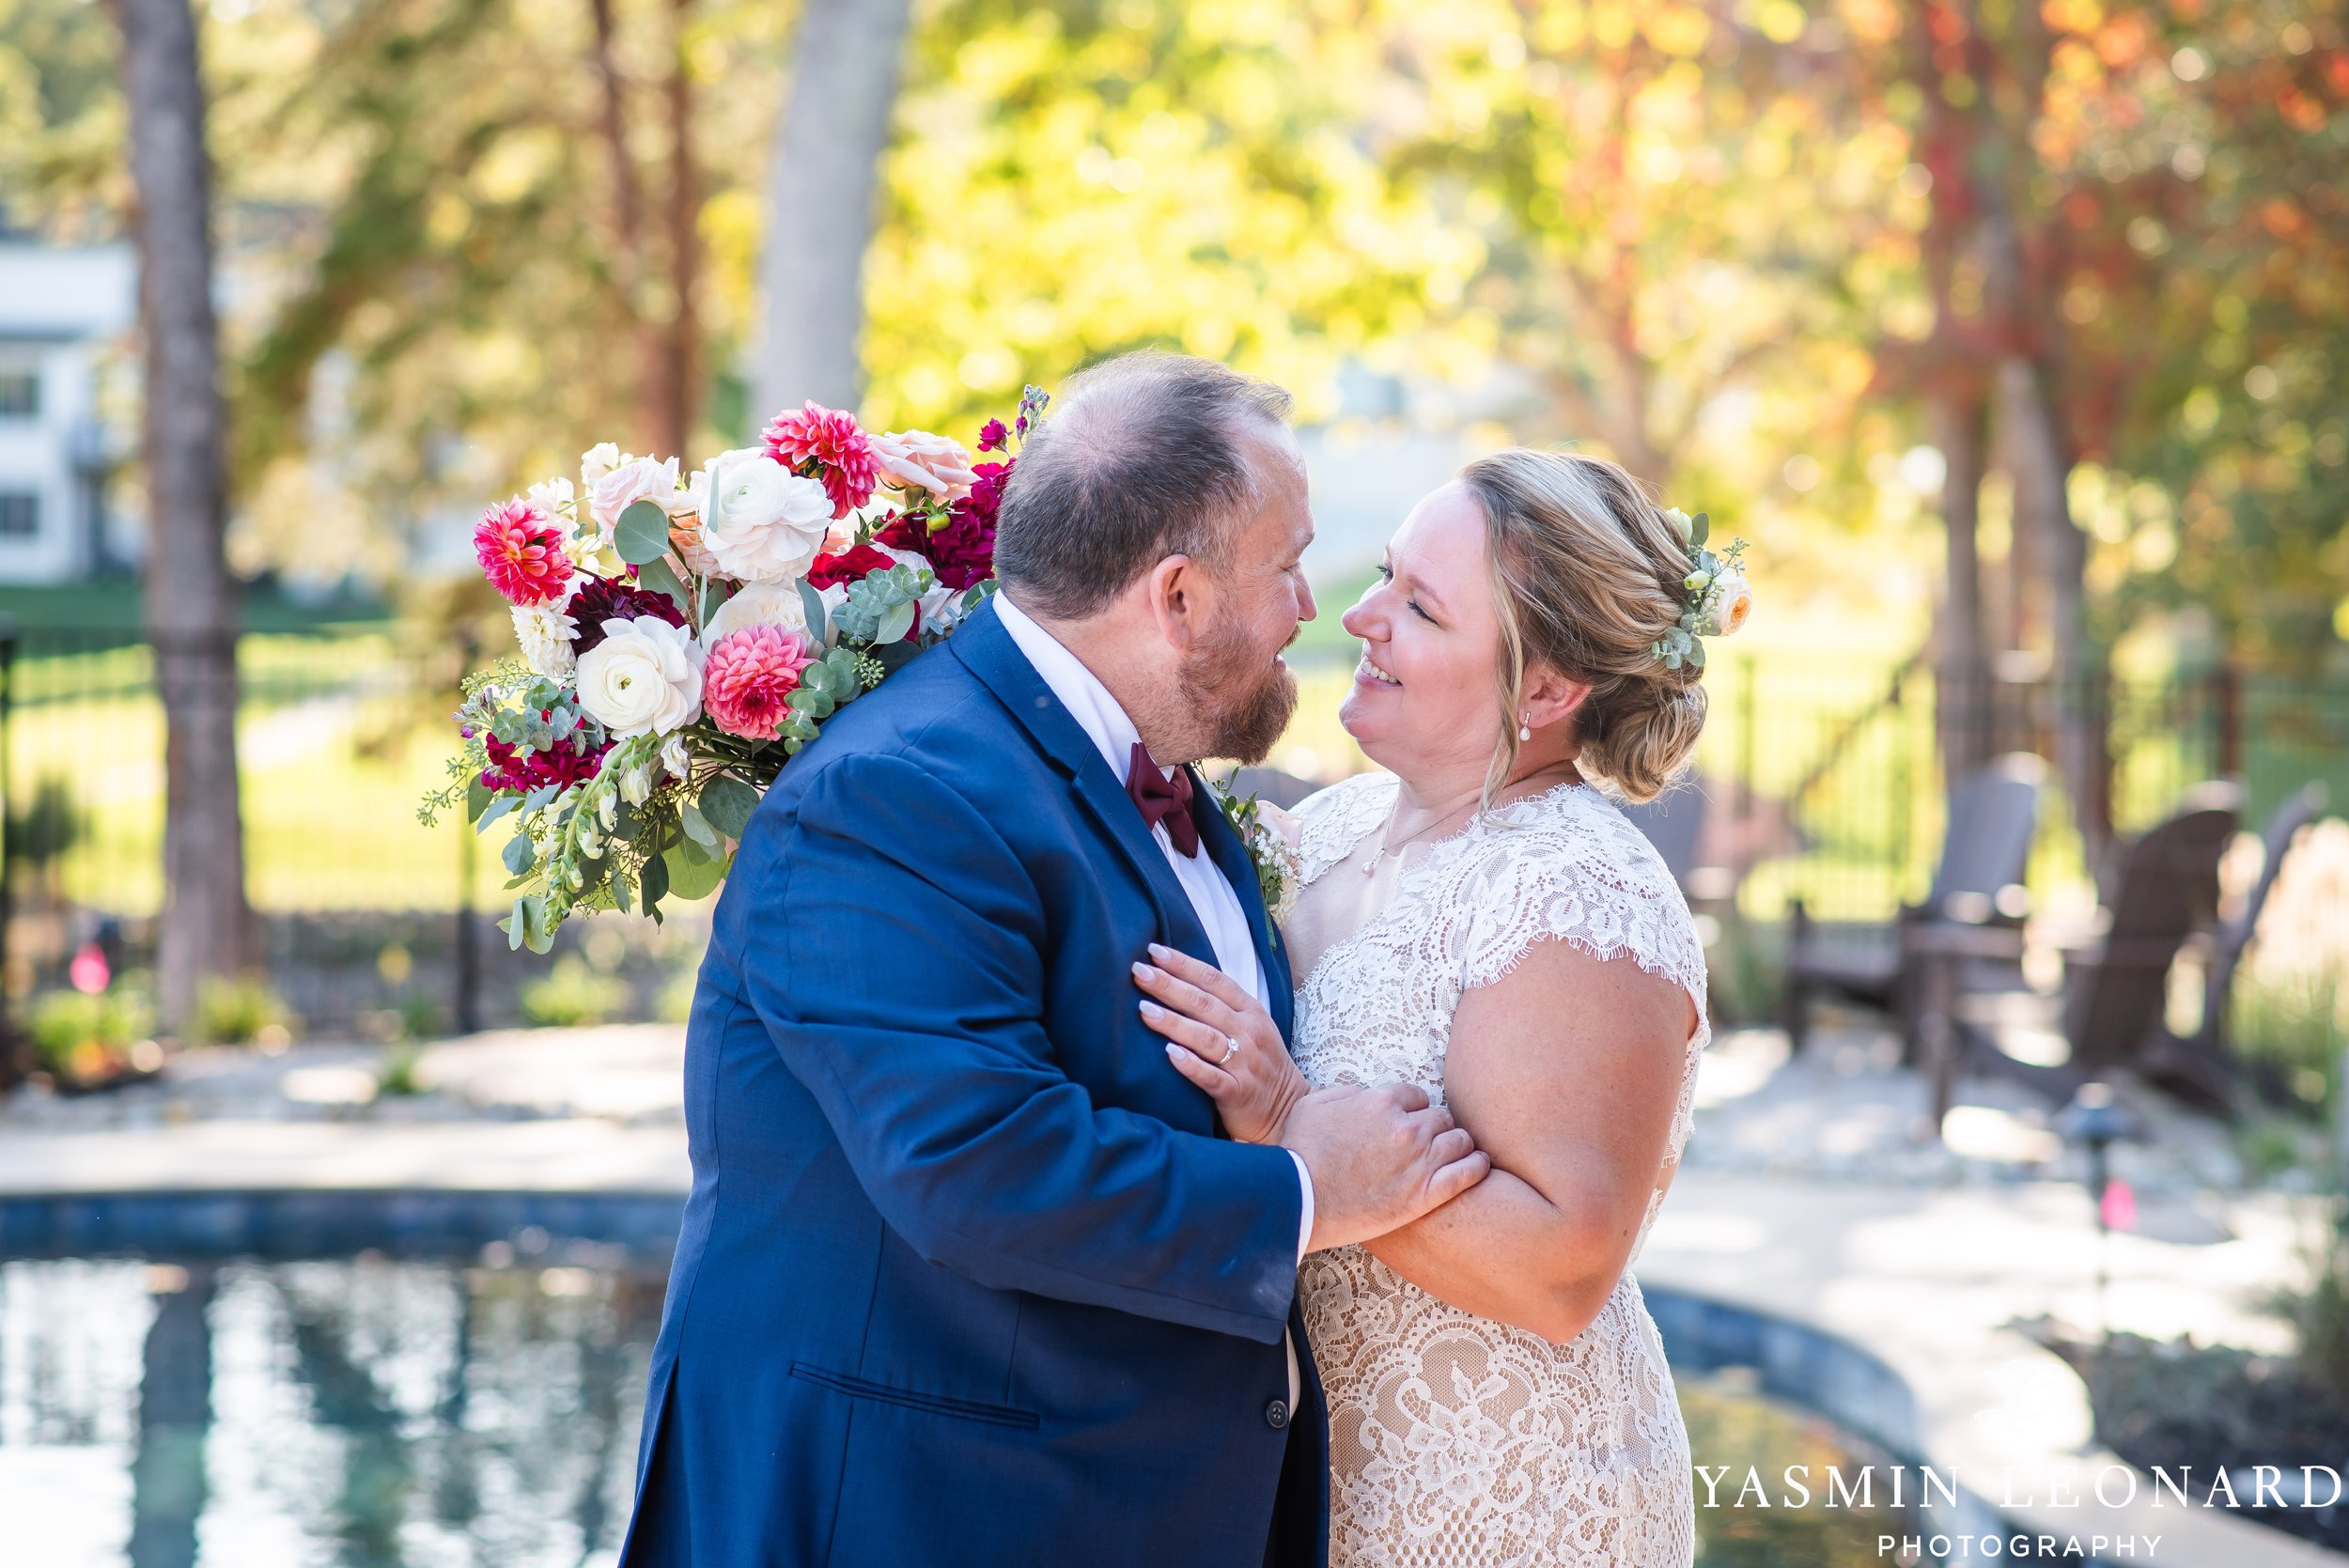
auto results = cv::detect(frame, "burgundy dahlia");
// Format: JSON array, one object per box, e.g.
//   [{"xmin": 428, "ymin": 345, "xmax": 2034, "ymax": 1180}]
[{"xmin": 565, "ymin": 576, "xmax": 686, "ymax": 657}]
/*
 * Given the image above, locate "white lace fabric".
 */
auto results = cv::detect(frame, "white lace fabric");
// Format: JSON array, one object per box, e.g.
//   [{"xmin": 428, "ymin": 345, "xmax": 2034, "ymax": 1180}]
[{"xmin": 1289, "ymin": 770, "xmax": 1708, "ymax": 1568}]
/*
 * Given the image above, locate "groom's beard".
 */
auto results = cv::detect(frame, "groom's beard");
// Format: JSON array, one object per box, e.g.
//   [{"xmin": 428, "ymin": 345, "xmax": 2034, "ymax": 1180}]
[{"xmin": 1178, "ymin": 613, "xmax": 1299, "ymax": 766}]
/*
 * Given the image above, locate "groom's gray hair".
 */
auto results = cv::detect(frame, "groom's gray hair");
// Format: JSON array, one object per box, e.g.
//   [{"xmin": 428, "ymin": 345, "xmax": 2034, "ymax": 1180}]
[{"xmin": 993, "ymin": 349, "xmax": 1295, "ymax": 620}]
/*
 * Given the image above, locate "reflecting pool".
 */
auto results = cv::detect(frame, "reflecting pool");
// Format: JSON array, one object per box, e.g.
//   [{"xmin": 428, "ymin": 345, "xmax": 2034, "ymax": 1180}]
[{"xmin": 1, "ymin": 1234, "xmax": 1914, "ymax": 1568}]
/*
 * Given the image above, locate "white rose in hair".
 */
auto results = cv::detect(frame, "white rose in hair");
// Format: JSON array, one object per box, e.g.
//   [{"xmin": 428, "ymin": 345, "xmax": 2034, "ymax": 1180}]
[
  {"xmin": 590, "ymin": 456, "xmax": 683, "ymax": 539},
  {"xmin": 1706, "ymin": 571, "xmax": 1754, "ymax": 636},
  {"xmin": 695, "ymin": 447, "xmax": 832, "ymax": 583},
  {"xmin": 699, "ymin": 581, "xmax": 811, "ymax": 649},
  {"xmin": 575, "ymin": 615, "xmax": 706, "ymax": 737}
]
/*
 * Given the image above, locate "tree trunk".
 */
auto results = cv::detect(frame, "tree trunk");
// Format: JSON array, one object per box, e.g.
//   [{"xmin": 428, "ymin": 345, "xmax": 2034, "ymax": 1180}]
[
  {"xmin": 658, "ymin": 0, "xmax": 699, "ymax": 459},
  {"xmin": 116, "ymin": 0, "xmax": 257, "ymax": 1034},
  {"xmin": 1930, "ymin": 382, "xmax": 1993, "ymax": 783},
  {"xmin": 584, "ymin": 0, "xmax": 664, "ymax": 457},
  {"xmin": 1999, "ymin": 355, "xmax": 2106, "ymax": 865},
  {"xmin": 752, "ymin": 0, "xmax": 916, "ymax": 421}
]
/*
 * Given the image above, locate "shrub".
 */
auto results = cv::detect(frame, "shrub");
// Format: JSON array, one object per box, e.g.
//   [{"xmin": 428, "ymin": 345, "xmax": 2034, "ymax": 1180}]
[
  {"xmin": 520, "ymin": 954, "xmax": 631, "ymax": 1028},
  {"xmin": 26, "ymin": 988, "xmax": 154, "ymax": 1078},
  {"xmin": 194, "ymin": 976, "xmax": 296, "ymax": 1047}
]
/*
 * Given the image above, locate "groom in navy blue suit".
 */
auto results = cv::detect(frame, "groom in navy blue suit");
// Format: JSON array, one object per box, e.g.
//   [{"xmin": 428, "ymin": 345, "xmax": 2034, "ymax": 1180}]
[{"xmin": 616, "ymin": 352, "xmax": 1486, "ymax": 1568}]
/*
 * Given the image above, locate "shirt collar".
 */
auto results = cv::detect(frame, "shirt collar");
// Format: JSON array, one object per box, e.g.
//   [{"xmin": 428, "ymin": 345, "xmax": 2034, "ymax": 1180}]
[{"xmin": 991, "ymin": 589, "xmax": 1159, "ymax": 784}]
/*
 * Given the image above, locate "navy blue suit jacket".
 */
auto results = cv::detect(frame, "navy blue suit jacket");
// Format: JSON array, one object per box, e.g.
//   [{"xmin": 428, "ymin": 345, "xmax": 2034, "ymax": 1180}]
[{"xmin": 617, "ymin": 598, "xmax": 1326, "ymax": 1568}]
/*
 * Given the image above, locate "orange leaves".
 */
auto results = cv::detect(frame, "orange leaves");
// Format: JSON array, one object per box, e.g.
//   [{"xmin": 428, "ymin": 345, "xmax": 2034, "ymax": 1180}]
[
  {"xmin": 1838, "ymin": 0, "xmax": 1903, "ymax": 46},
  {"xmin": 2040, "ymin": 0, "xmax": 2105, "ymax": 36}
]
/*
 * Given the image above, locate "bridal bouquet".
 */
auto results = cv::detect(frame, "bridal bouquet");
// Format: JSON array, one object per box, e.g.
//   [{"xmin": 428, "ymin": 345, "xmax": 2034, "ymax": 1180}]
[{"xmin": 422, "ymin": 387, "xmax": 1047, "ymax": 951}]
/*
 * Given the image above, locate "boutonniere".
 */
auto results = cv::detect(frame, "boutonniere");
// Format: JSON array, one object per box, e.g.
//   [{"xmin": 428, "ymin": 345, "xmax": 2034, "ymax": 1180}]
[{"xmin": 1207, "ymin": 781, "xmax": 1302, "ymax": 924}]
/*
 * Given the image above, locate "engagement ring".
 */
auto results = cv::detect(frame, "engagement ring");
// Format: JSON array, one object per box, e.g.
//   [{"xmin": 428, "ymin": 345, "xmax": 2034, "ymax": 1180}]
[{"xmin": 1220, "ymin": 1036, "xmax": 1241, "ymax": 1064}]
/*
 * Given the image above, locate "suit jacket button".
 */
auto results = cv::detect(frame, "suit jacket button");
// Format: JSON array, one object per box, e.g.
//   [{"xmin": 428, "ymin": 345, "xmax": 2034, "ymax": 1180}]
[{"xmin": 1265, "ymin": 1399, "xmax": 1289, "ymax": 1430}]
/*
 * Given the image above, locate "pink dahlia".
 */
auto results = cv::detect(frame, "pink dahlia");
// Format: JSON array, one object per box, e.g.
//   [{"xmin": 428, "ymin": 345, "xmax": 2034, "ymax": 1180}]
[
  {"xmin": 703, "ymin": 624, "xmax": 818, "ymax": 740},
  {"xmin": 474, "ymin": 497, "xmax": 572, "ymax": 605},
  {"xmin": 762, "ymin": 401, "xmax": 879, "ymax": 520}
]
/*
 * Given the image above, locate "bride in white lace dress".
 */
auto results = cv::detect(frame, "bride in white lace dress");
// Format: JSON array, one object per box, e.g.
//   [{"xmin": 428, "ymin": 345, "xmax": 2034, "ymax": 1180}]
[{"xmin": 1134, "ymin": 448, "xmax": 1725, "ymax": 1566}]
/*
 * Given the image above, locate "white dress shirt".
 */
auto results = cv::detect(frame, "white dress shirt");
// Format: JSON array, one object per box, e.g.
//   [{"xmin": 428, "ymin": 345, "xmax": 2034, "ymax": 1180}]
[{"xmin": 995, "ymin": 592, "xmax": 1313, "ymax": 1406}]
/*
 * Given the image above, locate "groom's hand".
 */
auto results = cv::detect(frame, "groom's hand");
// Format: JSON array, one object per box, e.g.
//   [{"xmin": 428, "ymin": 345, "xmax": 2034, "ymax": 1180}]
[{"xmin": 1282, "ymin": 1085, "xmax": 1490, "ymax": 1252}]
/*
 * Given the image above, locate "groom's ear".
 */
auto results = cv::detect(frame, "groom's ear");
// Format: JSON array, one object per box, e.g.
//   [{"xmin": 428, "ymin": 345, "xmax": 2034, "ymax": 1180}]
[{"xmin": 1143, "ymin": 552, "xmax": 1202, "ymax": 649}]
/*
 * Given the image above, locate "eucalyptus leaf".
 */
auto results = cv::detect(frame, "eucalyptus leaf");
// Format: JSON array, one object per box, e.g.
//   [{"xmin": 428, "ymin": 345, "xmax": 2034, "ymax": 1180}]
[
  {"xmin": 612, "ymin": 872, "xmax": 633, "ymax": 915},
  {"xmin": 876, "ymin": 599, "xmax": 917, "ymax": 645},
  {"xmin": 475, "ymin": 795, "xmax": 519, "ymax": 834},
  {"xmin": 679, "ymin": 800, "xmax": 720, "ymax": 851},
  {"xmin": 637, "ymin": 555, "xmax": 691, "ymax": 615},
  {"xmin": 1689, "ymin": 511, "xmax": 1710, "ymax": 549},
  {"xmin": 662, "ymin": 837, "xmax": 729, "ymax": 901},
  {"xmin": 698, "ymin": 773, "xmax": 759, "ymax": 840},
  {"xmin": 614, "ymin": 499, "xmax": 673, "ymax": 566},
  {"xmin": 801, "ymin": 661, "xmax": 836, "ymax": 697},
  {"xmin": 797, "ymin": 580, "xmax": 830, "ymax": 644},
  {"xmin": 501, "ymin": 831, "xmax": 536, "ymax": 877},
  {"xmin": 640, "ymin": 846, "xmax": 669, "ymax": 919},
  {"xmin": 465, "ymin": 779, "xmax": 491, "ymax": 823}
]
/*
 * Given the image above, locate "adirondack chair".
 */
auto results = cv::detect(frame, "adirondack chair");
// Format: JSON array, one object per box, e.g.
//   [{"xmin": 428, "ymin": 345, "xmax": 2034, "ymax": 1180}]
[
  {"xmin": 1781, "ymin": 752, "xmax": 2045, "ymax": 1054},
  {"xmin": 1617, "ymin": 775, "xmax": 1707, "ymax": 890},
  {"xmin": 2135, "ymin": 782, "xmax": 2327, "ymax": 1110},
  {"xmin": 1955, "ymin": 782, "xmax": 2244, "ymax": 1104},
  {"xmin": 1220, "ymin": 765, "xmax": 1321, "ymax": 812}
]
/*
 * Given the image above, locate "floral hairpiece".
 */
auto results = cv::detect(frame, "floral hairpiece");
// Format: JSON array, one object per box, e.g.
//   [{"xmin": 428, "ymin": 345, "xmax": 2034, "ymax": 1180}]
[{"xmin": 1651, "ymin": 508, "xmax": 1752, "ymax": 671}]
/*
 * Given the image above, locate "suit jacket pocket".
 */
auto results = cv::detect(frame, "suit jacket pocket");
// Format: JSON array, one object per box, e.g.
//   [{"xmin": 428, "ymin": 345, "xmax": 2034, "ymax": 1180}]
[{"xmin": 787, "ymin": 1361, "xmax": 1041, "ymax": 1430}]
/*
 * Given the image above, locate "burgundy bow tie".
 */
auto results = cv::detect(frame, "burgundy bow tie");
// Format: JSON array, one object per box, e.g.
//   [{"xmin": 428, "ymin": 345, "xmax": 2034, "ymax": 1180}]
[{"xmin": 1124, "ymin": 741, "xmax": 1203, "ymax": 858}]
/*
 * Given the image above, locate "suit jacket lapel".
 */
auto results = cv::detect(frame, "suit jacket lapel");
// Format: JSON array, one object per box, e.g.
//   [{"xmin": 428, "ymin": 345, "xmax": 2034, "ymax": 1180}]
[
  {"xmin": 948, "ymin": 601, "xmax": 1216, "ymax": 966},
  {"xmin": 1190, "ymin": 768, "xmax": 1297, "ymax": 1043}
]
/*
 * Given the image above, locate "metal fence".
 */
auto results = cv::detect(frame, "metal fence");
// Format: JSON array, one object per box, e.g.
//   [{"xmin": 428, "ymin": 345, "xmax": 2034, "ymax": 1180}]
[{"xmin": 6, "ymin": 625, "xmax": 2346, "ymax": 1034}]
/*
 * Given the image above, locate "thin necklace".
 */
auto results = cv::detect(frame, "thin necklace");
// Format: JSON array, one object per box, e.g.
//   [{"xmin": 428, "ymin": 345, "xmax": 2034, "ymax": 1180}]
[{"xmin": 1360, "ymin": 765, "xmax": 1583, "ymax": 877}]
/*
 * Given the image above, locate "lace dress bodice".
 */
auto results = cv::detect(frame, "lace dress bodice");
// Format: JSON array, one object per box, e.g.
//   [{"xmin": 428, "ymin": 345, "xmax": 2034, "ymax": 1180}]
[{"xmin": 1289, "ymin": 771, "xmax": 1707, "ymax": 1568}]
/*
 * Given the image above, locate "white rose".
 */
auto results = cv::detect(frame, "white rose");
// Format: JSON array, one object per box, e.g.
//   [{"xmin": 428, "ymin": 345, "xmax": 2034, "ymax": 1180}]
[
  {"xmin": 573, "ymin": 616, "xmax": 706, "ymax": 738},
  {"xmin": 870, "ymin": 428, "xmax": 977, "ymax": 496},
  {"xmin": 917, "ymin": 579, "xmax": 962, "ymax": 636},
  {"xmin": 525, "ymin": 474, "xmax": 576, "ymax": 523},
  {"xmin": 581, "ymin": 442, "xmax": 626, "ymax": 486},
  {"xmin": 590, "ymin": 456, "xmax": 682, "ymax": 538},
  {"xmin": 511, "ymin": 599, "xmax": 579, "ymax": 680},
  {"xmin": 1711, "ymin": 571, "xmax": 1754, "ymax": 635},
  {"xmin": 700, "ymin": 581, "xmax": 810, "ymax": 649},
  {"xmin": 695, "ymin": 448, "xmax": 832, "ymax": 583}
]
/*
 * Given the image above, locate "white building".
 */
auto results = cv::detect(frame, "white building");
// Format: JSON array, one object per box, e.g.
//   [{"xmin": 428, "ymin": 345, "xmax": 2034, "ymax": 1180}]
[{"xmin": 0, "ymin": 241, "xmax": 137, "ymax": 583}]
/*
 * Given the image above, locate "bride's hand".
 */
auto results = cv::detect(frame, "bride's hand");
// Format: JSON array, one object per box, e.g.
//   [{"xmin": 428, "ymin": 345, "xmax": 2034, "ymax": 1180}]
[{"xmin": 1133, "ymin": 942, "xmax": 1308, "ymax": 1144}]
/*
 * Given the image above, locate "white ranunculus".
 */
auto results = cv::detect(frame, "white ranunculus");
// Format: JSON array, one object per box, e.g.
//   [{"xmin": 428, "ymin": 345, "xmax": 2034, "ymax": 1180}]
[
  {"xmin": 695, "ymin": 448, "xmax": 832, "ymax": 583},
  {"xmin": 574, "ymin": 616, "xmax": 705, "ymax": 738},
  {"xmin": 590, "ymin": 456, "xmax": 682, "ymax": 538},
  {"xmin": 700, "ymin": 581, "xmax": 809, "ymax": 649},
  {"xmin": 581, "ymin": 442, "xmax": 626, "ymax": 486},
  {"xmin": 511, "ymin": 599, "xmax": 580, "ymax": 680}
]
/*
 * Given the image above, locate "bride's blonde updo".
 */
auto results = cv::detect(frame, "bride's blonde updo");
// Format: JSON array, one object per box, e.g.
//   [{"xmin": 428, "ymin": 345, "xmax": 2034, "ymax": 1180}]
[{"xmin": 1458, "ymin": 448, "xmax": 1707, "ymax": 804}]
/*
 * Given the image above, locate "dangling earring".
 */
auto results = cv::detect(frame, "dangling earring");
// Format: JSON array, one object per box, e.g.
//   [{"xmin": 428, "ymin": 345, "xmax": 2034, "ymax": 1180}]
[{"xmin": 1518, "ymin": 712, "xmax": 1532, "ymax": 742}]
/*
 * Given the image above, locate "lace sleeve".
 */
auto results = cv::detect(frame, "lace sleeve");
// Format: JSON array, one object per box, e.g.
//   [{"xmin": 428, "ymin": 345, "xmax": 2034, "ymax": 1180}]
[{"xmin": 1455, "ymin": 796, "xmax": 1709, "ymax": 1013}]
